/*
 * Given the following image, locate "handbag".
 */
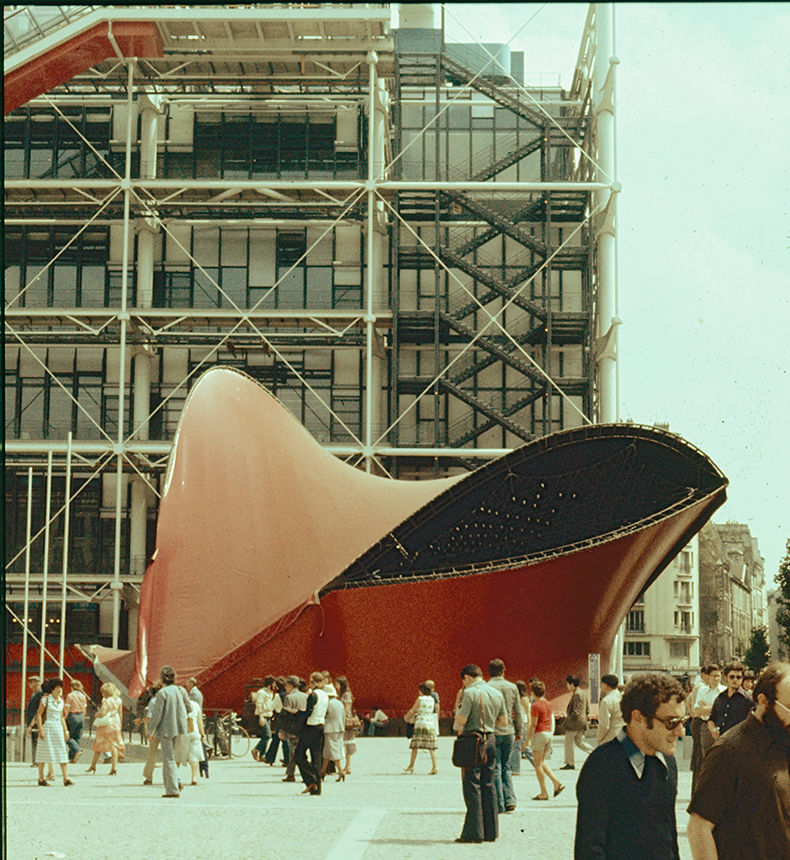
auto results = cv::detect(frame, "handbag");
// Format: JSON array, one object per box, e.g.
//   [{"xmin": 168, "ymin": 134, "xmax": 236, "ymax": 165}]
[
  {"xmin": 94, "ymin": 713, "xmax": 111, "ymax": 728},
  {"xmin": 344, "ymin": 711, "xmax": 361, "ymax": 729},
  {"xmin": 452, "ymin": 731, "xmax": 487, "ymax": 768},
  {"xmin": 452, "ymin": 688, "xmax": 488, "ymax": 768},
  {"xmin": 180, "ymin": 688, "xmax": 195, "ymax": 733}
]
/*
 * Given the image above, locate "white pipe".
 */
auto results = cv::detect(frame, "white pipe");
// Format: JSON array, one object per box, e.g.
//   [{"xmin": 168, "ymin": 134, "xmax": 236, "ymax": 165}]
[
  {"xmin": 112, "ymin": 62, "xmax": 135, "ymax": 649},
  {"xmin": 7, "ymin": 180, "xmax": 613, "ymax": 192},
  {"xmin": 363, "ymin": 51, "xmax": 379, "ymax": 473},
  {"xmin": 58, "ymin": 432, "xmax": 73, "ymax": 674},
  {"xmin": 20, "ymin": 467, "xmax": 33, "ymax": 761},
  {"xmin": 39, "ymin": 451, "xmax": 53, "ymax": 678},
  {"xmin": 594, "ymin": 3, "xmax": 619, "ymax": 424}
]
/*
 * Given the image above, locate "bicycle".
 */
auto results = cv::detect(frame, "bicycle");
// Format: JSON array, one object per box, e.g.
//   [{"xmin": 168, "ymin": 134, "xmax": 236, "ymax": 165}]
[{"xmin": 211, "ymin": 710, "xmax": 251, "ymax": 759}]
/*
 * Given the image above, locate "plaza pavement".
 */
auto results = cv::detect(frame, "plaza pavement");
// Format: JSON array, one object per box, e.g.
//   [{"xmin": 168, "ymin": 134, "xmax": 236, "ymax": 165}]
[{"xmin": 6, "ymin": 735, "xmax": 696, "ymax": 860}]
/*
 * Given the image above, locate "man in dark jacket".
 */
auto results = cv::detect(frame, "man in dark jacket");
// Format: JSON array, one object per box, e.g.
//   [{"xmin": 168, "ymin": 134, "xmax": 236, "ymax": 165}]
[
  {"xmin": 688, "ymin": 662, "xmax": 790, "ymax": 860},
  {"xmin": 562, "ymin": 674, "xmax": 592, "ymax": 769},
  {"xmin": 24, "ymin": 675, "xmax": 43, "ymax": 765},
  {"xmin": 574, "ymin": 673, "xmax": 687, "ymax": 860}
]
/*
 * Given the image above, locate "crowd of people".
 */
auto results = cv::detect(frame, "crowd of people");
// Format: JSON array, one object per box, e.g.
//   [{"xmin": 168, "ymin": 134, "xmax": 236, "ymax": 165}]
[{"xmin": 20, "ymin": 657, "xmax": 790, "ymax": 858}]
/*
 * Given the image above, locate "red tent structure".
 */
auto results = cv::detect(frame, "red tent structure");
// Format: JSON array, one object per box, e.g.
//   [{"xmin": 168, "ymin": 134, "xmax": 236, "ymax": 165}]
[{"xmin": 93, "ymin": 367, "xmax": 726, "ymax": 714}]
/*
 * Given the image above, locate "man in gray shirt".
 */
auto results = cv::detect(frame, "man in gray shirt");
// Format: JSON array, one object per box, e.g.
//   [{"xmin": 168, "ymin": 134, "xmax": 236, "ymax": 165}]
[
  {"xmin": 453, "ymin": 664, "xmax": 507, "ymax": 843},
  {"xmin": 487, "ymin": 658, "xmax": 524, "ymax": 814}
]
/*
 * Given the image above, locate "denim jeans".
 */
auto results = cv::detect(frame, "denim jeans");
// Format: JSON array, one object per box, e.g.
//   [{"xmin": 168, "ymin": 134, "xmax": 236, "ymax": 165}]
[
  {"xmin": 509, "ymin": 735, "xmax": 522, "ymax": 775},
  {"xmin": 460, "ymin": 733, "xmax": 498, "ymax": 842},
  {"xmin": 493, "ymin": 733, "xmax": 516, "ymax": 811},
  {"xmin": 66, "ymin": 713, "xmax": 84, "ymax": 761},
  {"xmin": 253, "ymin": 717, "xmax": 272, "ymax": 755},
  {"xmin": 264, "ymin": 731, "xmax": 289, "ymax": 764}
]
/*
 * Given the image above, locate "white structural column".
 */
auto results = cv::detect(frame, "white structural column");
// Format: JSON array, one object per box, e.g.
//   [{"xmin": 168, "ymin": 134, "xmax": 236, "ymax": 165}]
[
  {"xmin": 594, "ymin": 5, "xmax": 623, "ymax": 678},
  {"xmin": 363, "ymin": 51, "xmax": 385, "ymax": 472},
  {"xmin": 20, "ymin": 467, "xmax": 33, "ymax": 760},
  {"xmin": 58, "ymin": 432, "xmax": 73, "ymax": 671},
  {"xmin": 111, "ymin": 62, "xmax": 135, "ymax": 648},
  {"xmin": 127, "ymin": 94, "xmax": 162, "ymax": 648},
  {"xmin": 593, "ymin": 2, "xmax": 620, "ymax": 425},
  {"xmin": 39, "ymin": 452, "xmax": 53, "ymax": 677}
]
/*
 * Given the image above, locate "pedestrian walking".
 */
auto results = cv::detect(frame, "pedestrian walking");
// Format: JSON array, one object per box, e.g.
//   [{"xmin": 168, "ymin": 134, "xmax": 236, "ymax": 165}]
[{"xmin": 35, "ymin": 678, "xmax": 74, "ymax": 787}]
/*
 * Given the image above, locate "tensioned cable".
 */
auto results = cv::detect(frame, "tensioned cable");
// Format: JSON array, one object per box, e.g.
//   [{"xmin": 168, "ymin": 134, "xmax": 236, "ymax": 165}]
[
  {"xmin": 124, "ymin": 186, "xmax": 369, "ymax": 448},
  {"xmin": 4, "ymin": 606, "xmax": 77, "ymax": 683},
  {"xmin": 442, "ymin": 3, "xmax": 612, "ymax": 182},
  {"xmin": 5, "ymin": 186, "xmax": 122, "ymax": 309},
  {"xmin": 382, "ymin": 4, "xmax": 547, "ymax": 178},
  {"xmin": 43, "ymin": 94, "xmax": 124, "ymax": 181},
  {"xmin": 6, "ymin": 331, "xmax": 115, "ymax": 444},
  {"xmin": 4, "ymin": 450, "xmax": 113, "ymax": 571},
  {"xmin": 374, "ymin": 190, "xmax": 602, "ymax": 444}
]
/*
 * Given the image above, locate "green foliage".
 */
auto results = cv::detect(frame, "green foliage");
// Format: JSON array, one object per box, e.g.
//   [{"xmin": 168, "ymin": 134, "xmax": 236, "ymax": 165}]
[
  {"xmin": 775, "ymin": 539, "xmax": 790, "ymax": 660},
  {"xmin": 743, "ymin": 625, "xmax": 770, "ymax": 672}
]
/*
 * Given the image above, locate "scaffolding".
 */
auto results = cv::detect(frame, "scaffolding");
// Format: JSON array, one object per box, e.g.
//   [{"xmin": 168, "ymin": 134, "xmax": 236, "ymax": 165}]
[{"xmin": 4, "ymin": 3, "xmax": 616, "ymax": 701}]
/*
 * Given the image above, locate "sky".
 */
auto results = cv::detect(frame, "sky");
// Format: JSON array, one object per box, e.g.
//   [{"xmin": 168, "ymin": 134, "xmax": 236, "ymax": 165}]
[{"xmin": 436, "ymin": 3, "xmax": 790, "ymax": 585}]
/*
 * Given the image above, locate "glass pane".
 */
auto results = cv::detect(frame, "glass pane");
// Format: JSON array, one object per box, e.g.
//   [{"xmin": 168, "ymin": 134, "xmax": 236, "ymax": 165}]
[
  {"xmin": 4, "ymin": 148, "xmax": 25, "ymax": 178},
  {"xmin": 220, "ymin": 267, "xmax": 247, "ymax": 310},
  {"xmin": 76, "ymin": 381, "xmax": 102, "ymax": 440},
  {"xmin": 80, "ymin": 266, "xmax": 105, "ymax": 306},
  {"xmin": 23, "ymin": 265, "xmax": 48, "ymax": 307},
  {"xmin": 48, "ymin": 383, "xmax": 73, "ymax": 438},
  {"xmin": 193, "ymin": 269, "xmax": 219, "ymax": 308},
  {"xmin": 277, "ymin": 268, "xmax": 304, "ymax": 308},
  {"xmin": 19, "ymin": 381, "xmax": 44, "ymax": 439},
  {"xmin": 52, "ymin": 266, "xmax": 77, "ymax": 306},
  {"xmin": 306, "ymin": 267, "xmax": 332, "ymax": 307}
]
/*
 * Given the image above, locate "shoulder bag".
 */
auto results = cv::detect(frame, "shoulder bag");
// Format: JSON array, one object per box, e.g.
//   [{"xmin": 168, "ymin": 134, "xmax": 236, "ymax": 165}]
[
  {"xmin": 452, "ymin": 689, "xmax": 488, "ymax": 768},
  {"xmin": 180, "ymin": 687, "xmax": 195, "ymax": 733}
]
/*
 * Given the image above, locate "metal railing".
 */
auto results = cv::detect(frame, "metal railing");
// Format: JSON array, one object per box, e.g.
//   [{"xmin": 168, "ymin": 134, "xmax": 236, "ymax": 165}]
[{"xmin": 4, "ymin": 5, "xmax": 99, "ymax": 59}]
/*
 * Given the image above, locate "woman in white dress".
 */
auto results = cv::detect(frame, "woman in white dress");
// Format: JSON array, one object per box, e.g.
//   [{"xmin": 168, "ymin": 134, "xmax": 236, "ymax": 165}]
[
  {"xmin": 35, "ymin": 678, "xmax": 74, "ymax": 786},
  {"xmin": 175, "ymin": 691, "xmax": 205, "ymax": 785},
  {"xmin": 402, "ymin": 683, "xmax": 439, "ymax": 775}
]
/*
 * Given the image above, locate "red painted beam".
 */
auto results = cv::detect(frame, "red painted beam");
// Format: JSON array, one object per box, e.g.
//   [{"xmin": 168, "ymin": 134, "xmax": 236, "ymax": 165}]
[{"xmin": 4, "ymin": 21, "xmax": 163, "ymax": 114}]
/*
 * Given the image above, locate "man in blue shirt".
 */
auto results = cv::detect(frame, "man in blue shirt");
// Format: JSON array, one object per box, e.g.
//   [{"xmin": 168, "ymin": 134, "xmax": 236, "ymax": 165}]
[{"xmin": 574, "ymin": 673, "xmax": 687, "ymax": 860}]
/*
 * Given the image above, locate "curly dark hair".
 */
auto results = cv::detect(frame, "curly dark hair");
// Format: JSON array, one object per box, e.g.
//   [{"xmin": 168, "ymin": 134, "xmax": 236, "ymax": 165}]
[
  {"xmin": 753, "ymin": 662, "xmax": 790, "ymax": 704},
  {"xmin": 41, "ymin": 677, "xmax": 63, "ymax": 694},
  {"xmin": 620, "ymin": 673, "xmax": 685, "ymax": 725}
]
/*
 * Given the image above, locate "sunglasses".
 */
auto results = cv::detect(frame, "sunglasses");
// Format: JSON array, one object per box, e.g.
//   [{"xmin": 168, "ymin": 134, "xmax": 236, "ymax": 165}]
[{"xmin": 652, "ymin": 714, "xmax": 691, "ymax": 731}]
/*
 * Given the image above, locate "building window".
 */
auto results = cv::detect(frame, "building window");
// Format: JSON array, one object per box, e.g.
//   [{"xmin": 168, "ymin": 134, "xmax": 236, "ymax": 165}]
[
  {"xmin": 679, "ymin": 550, "xmax": 692, "ymax": 574},
  {"xmin": 674, "ymin": 580, "xmax": 692, "ymax": 604},
  {"xmin": 670, "ymin": 641, "xmax": 690, "ymax": 660},
  {"xmin": 624, "ymin": 641, "xmax": 651, "ymax": 657},
  {"xmin": 674, "ymin": 610, "xmax": 693, "ymax": 634},
  {"xmin": 626, "ymin": 609, "xmax": 645, "ymax": 633}
]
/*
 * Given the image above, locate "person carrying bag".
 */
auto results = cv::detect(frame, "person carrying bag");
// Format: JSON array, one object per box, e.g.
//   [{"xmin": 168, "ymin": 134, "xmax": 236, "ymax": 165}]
[{"xmin": 451, "ymin": 664, "xmax": 507, "ymax": 844}]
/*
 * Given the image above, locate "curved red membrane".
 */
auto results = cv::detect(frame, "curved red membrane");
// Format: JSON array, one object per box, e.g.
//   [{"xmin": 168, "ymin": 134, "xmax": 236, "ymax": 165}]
[{"xmin": 125, "ymin": 366, "xmax": 726, "ymax": 710}]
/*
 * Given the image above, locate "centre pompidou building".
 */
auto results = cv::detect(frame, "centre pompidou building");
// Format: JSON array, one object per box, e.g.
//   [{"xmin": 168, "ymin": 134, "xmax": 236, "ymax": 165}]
[{"xmin": 4, "ymin": 4, "xmax": 725, "ymax": 716}]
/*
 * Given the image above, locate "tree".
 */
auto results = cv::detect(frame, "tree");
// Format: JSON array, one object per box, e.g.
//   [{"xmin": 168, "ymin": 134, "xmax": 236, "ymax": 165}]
[
  {"xmin": 743, "ymin": 626, "xmax": 770, "ymax": 672},
  {"xmin": 777, "ymin": 539, "xmax": 790, "ymax": 660}
]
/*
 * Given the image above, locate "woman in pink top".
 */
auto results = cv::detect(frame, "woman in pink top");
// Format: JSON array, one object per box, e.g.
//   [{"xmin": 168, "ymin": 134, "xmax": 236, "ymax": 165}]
[
  {"xmin": 525, "ymin": 679, "xmax": 564, "ymax": 801},
  {"xmin": 64, "ymin": 679, "xmax": 89, "ymax": 764}
]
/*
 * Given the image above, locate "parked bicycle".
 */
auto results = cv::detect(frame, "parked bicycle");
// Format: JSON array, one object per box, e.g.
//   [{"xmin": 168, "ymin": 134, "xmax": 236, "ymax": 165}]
[{"xmin": 209, "ymin": 710, "xmax": 250, "ymax": 759}]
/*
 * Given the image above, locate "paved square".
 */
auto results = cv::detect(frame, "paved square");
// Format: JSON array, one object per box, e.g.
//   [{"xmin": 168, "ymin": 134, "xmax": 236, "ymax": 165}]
[{"xmin": 6, "ymin": 736, "xmax": 696, "ymax": 860}]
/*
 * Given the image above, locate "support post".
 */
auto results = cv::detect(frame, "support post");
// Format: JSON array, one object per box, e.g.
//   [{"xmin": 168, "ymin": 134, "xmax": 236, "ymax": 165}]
[
  {"xmin": 58, "ymin": 432, "xmax": 72, "ymax": 673},
  {"xmin": 112, "ymin": 61, "xmax": 135, "ymax": 649},
  {"xmin": 39, "ymin": 451, "xmax": 53, "ymax": 678},
  {"xmin": 20, "ymin": 466, "xmax": 33, "ymax": 761},
  {"xmin": 593, "ymin": 3, "xmax": 620, "ymax": 424}
]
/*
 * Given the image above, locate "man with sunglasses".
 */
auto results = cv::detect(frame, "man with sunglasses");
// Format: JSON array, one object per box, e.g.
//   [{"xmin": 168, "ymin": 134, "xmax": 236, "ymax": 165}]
[
  {"xmin": 574, "ymin": 673, "xmax": 686, "ymax": 860},
  {"xmin": 688, "ymin": 661, "xmax": 790, "ymax": 860},
  {"xmin": 707, "ymin": 661, "xmax": 751, "ymax": 741}
]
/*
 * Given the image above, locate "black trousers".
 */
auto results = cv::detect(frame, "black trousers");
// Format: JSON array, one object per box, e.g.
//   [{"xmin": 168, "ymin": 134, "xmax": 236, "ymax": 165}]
[
  {"xmin": 294, "ymin": 725, "xmax": 324, "ymax": 792},
  {"xmin": 460, "ymin": 733, "xmax": 498, "ymax": 842}
]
